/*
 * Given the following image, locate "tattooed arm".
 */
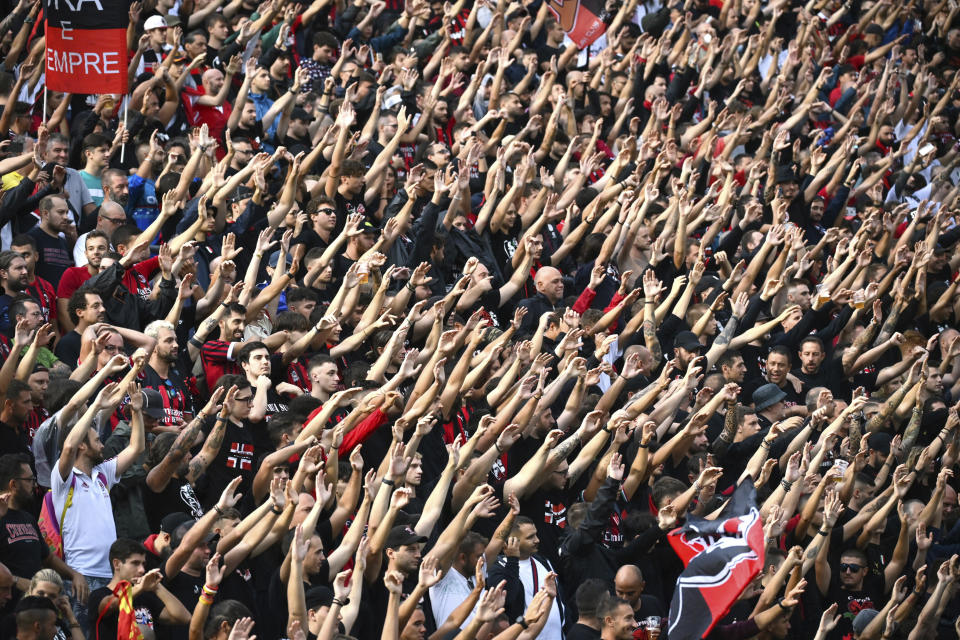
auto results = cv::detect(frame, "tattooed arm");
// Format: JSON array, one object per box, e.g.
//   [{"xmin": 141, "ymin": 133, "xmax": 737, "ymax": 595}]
[
  {"xmin": 711, "ymin": 401, "xmax": 739, "ymax": 459},
  {"xmin": 901, "ymin": 403, "xmax": 924, "ymax": 459},
  {"xmin": 843, "ymin": 316, "xmax": 880, "ymax": 375},
  {"xmin": 146, "ymin": 416, "xmax": 204, "ymax": 492},
  {"xmin": 866, "ymin": 377, "xmax": 913, "ymax": 433},
  {"xmin": 187, "ymin": 415, "xmax": 230, "ymax": 484},
  {"xmin": 643, "ymin": 298, "xmax": 662, "ymax": 362},
  {"xmin": 704, "ymin": 314, "xmax": 740, "ymax": 370},
  {"xmin": 876, "ymin": 300, "xmax": 904, "ymax": 345}
]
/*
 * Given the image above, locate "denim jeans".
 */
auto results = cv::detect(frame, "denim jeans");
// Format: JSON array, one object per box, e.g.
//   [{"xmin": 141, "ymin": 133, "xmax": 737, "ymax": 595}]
[{"xmin": 66, "ymin": 574, "xmax": 112, "ymax": 639}]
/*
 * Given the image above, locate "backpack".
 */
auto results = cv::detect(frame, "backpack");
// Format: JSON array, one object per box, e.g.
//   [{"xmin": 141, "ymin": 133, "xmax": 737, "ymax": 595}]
[{"xmin": 37, "ymin": 470, "xmax": 109, "ymax": 560}]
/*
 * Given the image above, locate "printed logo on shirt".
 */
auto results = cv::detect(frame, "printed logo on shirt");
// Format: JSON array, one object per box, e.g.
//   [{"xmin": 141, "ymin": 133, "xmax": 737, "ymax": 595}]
[
  {"xmin": 5, "ymin": 522, "xmax": 40, "ymax": 544},
  {"xmin": 226, "ymin": 442, "xmax": 254, "ymax": 470},
  {"xmin": 179, "ymin": 484, "xmax": 204, "ymax": 518},
  {"xmin": 134, "ymin": 606, "xmax": 156, "ymax": 629},
  {"xmin": 543, "ymin": 501, "xmax": 567, "ymax": 528}
]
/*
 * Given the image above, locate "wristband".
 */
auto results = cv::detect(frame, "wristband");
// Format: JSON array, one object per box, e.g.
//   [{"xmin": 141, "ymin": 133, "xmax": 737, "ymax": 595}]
[
  {"xmin": 382, "ymin": 478, "xmax": 395, "ymax": 486},
  {"xmin": 189, "ymin": 336, "xmax": 203, "ymax": 348},
  {"xmin": 202, "ymin": 584, "xmax": 219, "ymax": 596},
  {"xmin": 780, "ymin": 479, "xmax": 793, "ymax": 492},
  {"xmin": 220, "ymin": 301, "xmax": 230, "ymax": 308},
  {"xmin": 495, "ymin": 442, "xmax": 503, "ymax": 453},
  {"xmin": 407, "ymin": 281, "xmax": 416, "ymax": 291},
  {"xmin": 214, "ymin": 505, "xmax": 224, "ymax": 516},
  {"xmin": 332, "ymin": 597, "xmax": 349, "ymax": 606},
  {"xmin": 818, "ymin": 527, "xmax": 831, "ymax": 536},
  {"xmin": 638, "ymin": 442, "xmax": 650, "ymax": 449},
  {"xmin": 271, "ymin": 505, "xmax": 283, "ymax": 515},
  {"xmin": 776, "ymin": 598, "xmax": 788, "ymax": 610},
  {"xmin": 198, "ymin": 594, "xmax": 214, "ymax": 606},
  {"xmin": 216, "ymin": 415, "xmax": 228, "ymax": 422}
]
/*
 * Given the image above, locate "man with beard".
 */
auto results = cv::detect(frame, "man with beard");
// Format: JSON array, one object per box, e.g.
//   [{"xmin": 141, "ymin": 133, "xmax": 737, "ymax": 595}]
[
  {"xmin": 0, "ymin": 453, "xmax": 90, "ymax": 603},
  {"xmin": 51, "ymin": 376, "xmax": 146, "ymax": 631},
  {"xmin": 100, "ymin": 169, "xmax": 131, "ymax": 216},
  {"xmin": 0, "ymin": 380, "xmax": 36, "ymax": 457},
  {"xmin": 55, "ymin": 288, "xmax": 106, "ymax": 369},
  {"xmin": 142, "ymin": 320, "xmax": 194, "ymax": 427},
  {"xmin": 0, "ymin": 250, "xmax": 30, "ymax": 333},
  {"xmin": 24, "ymin": 367, "xmax": 50, "ymax": 446},
  {"xmin": 194, "ymin": 299, "xmax": 247, "ymax": 393},
  {"xmin": 237, "ymin": 342, "xmax": 289, "ymax": 423},
  {"xmin": 9, "ymin": 236, "xmax": 56, "ymax": 331},
  {"xmin": 26, "ymin": 197, "xmax": 74, "ymax": 285}
]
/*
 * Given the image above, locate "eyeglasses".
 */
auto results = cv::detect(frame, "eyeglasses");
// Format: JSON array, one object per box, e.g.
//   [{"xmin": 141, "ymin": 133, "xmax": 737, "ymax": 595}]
[
  {"xmin": 317, "ymin": 209, "xmax": 337, "ymax": 216},
  {"xmin": 234, "ymin": 396, "xmax": 255, "ymax": 404},
  {"xmin": 14, "ymin": 476, "xmax": 37, "ymax": 484},
  {"xmin": 839, "ymin": 563, "xmax": 863, "ymax": 573},
  {"xmin": 100, "ymin": 216, "xmax": 126, "ymax": 224}
]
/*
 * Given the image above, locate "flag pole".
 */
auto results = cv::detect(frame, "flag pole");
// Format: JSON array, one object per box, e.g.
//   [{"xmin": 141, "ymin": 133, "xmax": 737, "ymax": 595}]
[
  {"xmin": 120, "ymin": 97, "xmax": 128, "ymax": 163},
  {"xmin": 42, "ymin": 87, "xmax": 47, "ymax": 126}
]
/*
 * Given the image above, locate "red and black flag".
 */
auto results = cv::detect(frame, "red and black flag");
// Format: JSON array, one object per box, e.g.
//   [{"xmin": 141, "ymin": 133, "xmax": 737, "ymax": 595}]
[
  {"xmin": 45, "ymin": 0, "xmax": 129, "ymax": 95},
  {"xmin": 545, "ymin": 0, "xmax": 609, "ymax": 49},
  {"xmin": 666, "ymin": 480, "xmax": 766, "ymax": 640}
]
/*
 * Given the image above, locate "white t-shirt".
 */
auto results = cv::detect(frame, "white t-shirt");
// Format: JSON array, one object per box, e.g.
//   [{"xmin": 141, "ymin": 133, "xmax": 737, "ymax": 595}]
[
  {"xmin": 50, "ymin": 458, "xmax": 119, "ymax": 578},
  {"xmin": 429, "ymin": 566, "xmax": 484, "ymax": 628},
  {"xmin": 518, "ymin": 557, "xmax": 563, "ymax": 639}
]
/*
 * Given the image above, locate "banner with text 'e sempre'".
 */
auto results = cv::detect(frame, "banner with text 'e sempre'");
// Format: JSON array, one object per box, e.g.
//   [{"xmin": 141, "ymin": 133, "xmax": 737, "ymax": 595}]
[{"xmin": 45, "ymin": 0, "xmax": 129, "ymax": 95}]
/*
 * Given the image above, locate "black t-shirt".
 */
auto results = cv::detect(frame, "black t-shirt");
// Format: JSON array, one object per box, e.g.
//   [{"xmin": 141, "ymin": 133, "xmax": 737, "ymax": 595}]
[
  {"xmin": 0, "ymin": 508, "xmax": 49, "ymax": 580},
  {"xmin": 519, "ymin": 479, "xmax": 587, "ymax": 568},
  {"xmin": 792, "ymin": 360, "xmax": 850, "ymax": 400},
  {"xmin": 88, "ymin": 585, "xmax": 165, "ymax": 639},
  {"xmin": 160, "ymin": 569, "xmax": 203, "ymax": 640},
  {"xmin": 54, "ymin": 330, "xmax": 82, "ymax": 369},
  {"xmin": 27, "ymin": 227, "xmax": 72, "ymax": 284},
  {"xmin": 567, "ymin": 622, "xmax": 601, "ymax": 640},
  {"xmin": 197, "ymin": 416, "xmax": 270, "ymax": 510},
  {"xmin": 142, "ymin": 476, "xmax": 204, "ymax": 532},
  {"xmin": 334, "ymin": 189, "xmax": 368, "ymax": 229},
  {"xmin": 823, "ymin": 579, "xmax": 883, "ymax": 640}
]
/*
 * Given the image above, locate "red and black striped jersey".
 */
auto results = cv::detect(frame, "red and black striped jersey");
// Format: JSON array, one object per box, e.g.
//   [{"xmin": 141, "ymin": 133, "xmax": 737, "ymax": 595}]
[{"xmin": 200, "ymin": 340, "xmax": 242, "ymax": 393}]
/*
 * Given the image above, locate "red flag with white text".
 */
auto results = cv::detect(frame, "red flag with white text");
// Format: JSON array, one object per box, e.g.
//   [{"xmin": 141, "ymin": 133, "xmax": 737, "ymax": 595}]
[{"xmin": 44, "ymin": 0, "xmax": 129, "ymax": 95}]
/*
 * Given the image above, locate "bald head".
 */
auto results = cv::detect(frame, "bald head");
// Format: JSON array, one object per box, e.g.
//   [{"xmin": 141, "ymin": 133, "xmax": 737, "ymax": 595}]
[
  {"xmin": 100, "ymin": 200, "xmax": 125, "ymax": 218},
  {"xmin": 534, "ymin": 266, "xmax": 564, "ymax": 304},
  {"xmin": 614, "ymin": 564, "xmax": 644, "ymax": 608},
  {"xmin": 0, "ymin": 562, "xmax": 12, "ymax": 606},
  {"xmin": 202, "ymin": 68, "xmax": 225, "ymax": 93}
]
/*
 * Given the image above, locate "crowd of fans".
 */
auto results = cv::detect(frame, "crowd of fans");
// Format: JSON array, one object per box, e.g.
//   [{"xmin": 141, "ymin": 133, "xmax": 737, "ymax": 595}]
[{"xmin": 0, "ymin": 0, "xmax": 960, "ymax": 638}]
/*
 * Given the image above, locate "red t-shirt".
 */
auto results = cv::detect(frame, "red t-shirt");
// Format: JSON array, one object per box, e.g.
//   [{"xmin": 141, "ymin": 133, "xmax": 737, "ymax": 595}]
[
  {"xmin": 200, "ymin": 340, "xmax": 241, "ymax": 393},
  {"xmin": 56, "ymin": 266, "xmax": 94, "ymax": 300}
]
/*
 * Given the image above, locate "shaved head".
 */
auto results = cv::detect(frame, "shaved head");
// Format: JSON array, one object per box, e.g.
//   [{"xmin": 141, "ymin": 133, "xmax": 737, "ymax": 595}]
[{"xmin": 534, "ymin": 266, "xmax": 564, "ymax": 303}]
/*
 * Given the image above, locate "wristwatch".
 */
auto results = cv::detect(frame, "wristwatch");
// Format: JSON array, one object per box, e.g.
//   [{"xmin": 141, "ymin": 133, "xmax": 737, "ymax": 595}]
[{"xmin": 515, "ymin": 616, "xmax": 530, "ymax": 630}]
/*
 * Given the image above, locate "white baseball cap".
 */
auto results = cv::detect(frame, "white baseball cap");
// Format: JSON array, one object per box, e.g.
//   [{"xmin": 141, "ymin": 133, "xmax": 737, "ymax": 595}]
[{"xmin": 144, "ymin": 15, "xmax": 168, "ymax": 30}]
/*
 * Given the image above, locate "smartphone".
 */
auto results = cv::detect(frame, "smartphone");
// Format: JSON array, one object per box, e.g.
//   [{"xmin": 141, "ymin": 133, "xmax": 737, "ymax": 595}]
[{"xmin": 919, "ymin": 143, "xmax": 936, "ymax": 156}]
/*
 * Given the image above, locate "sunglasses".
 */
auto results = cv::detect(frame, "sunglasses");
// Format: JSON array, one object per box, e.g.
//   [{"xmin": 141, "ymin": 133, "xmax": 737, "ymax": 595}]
[{"xmin": 839, "ymin": 563, "xmax": 863, "ymax": 573}]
